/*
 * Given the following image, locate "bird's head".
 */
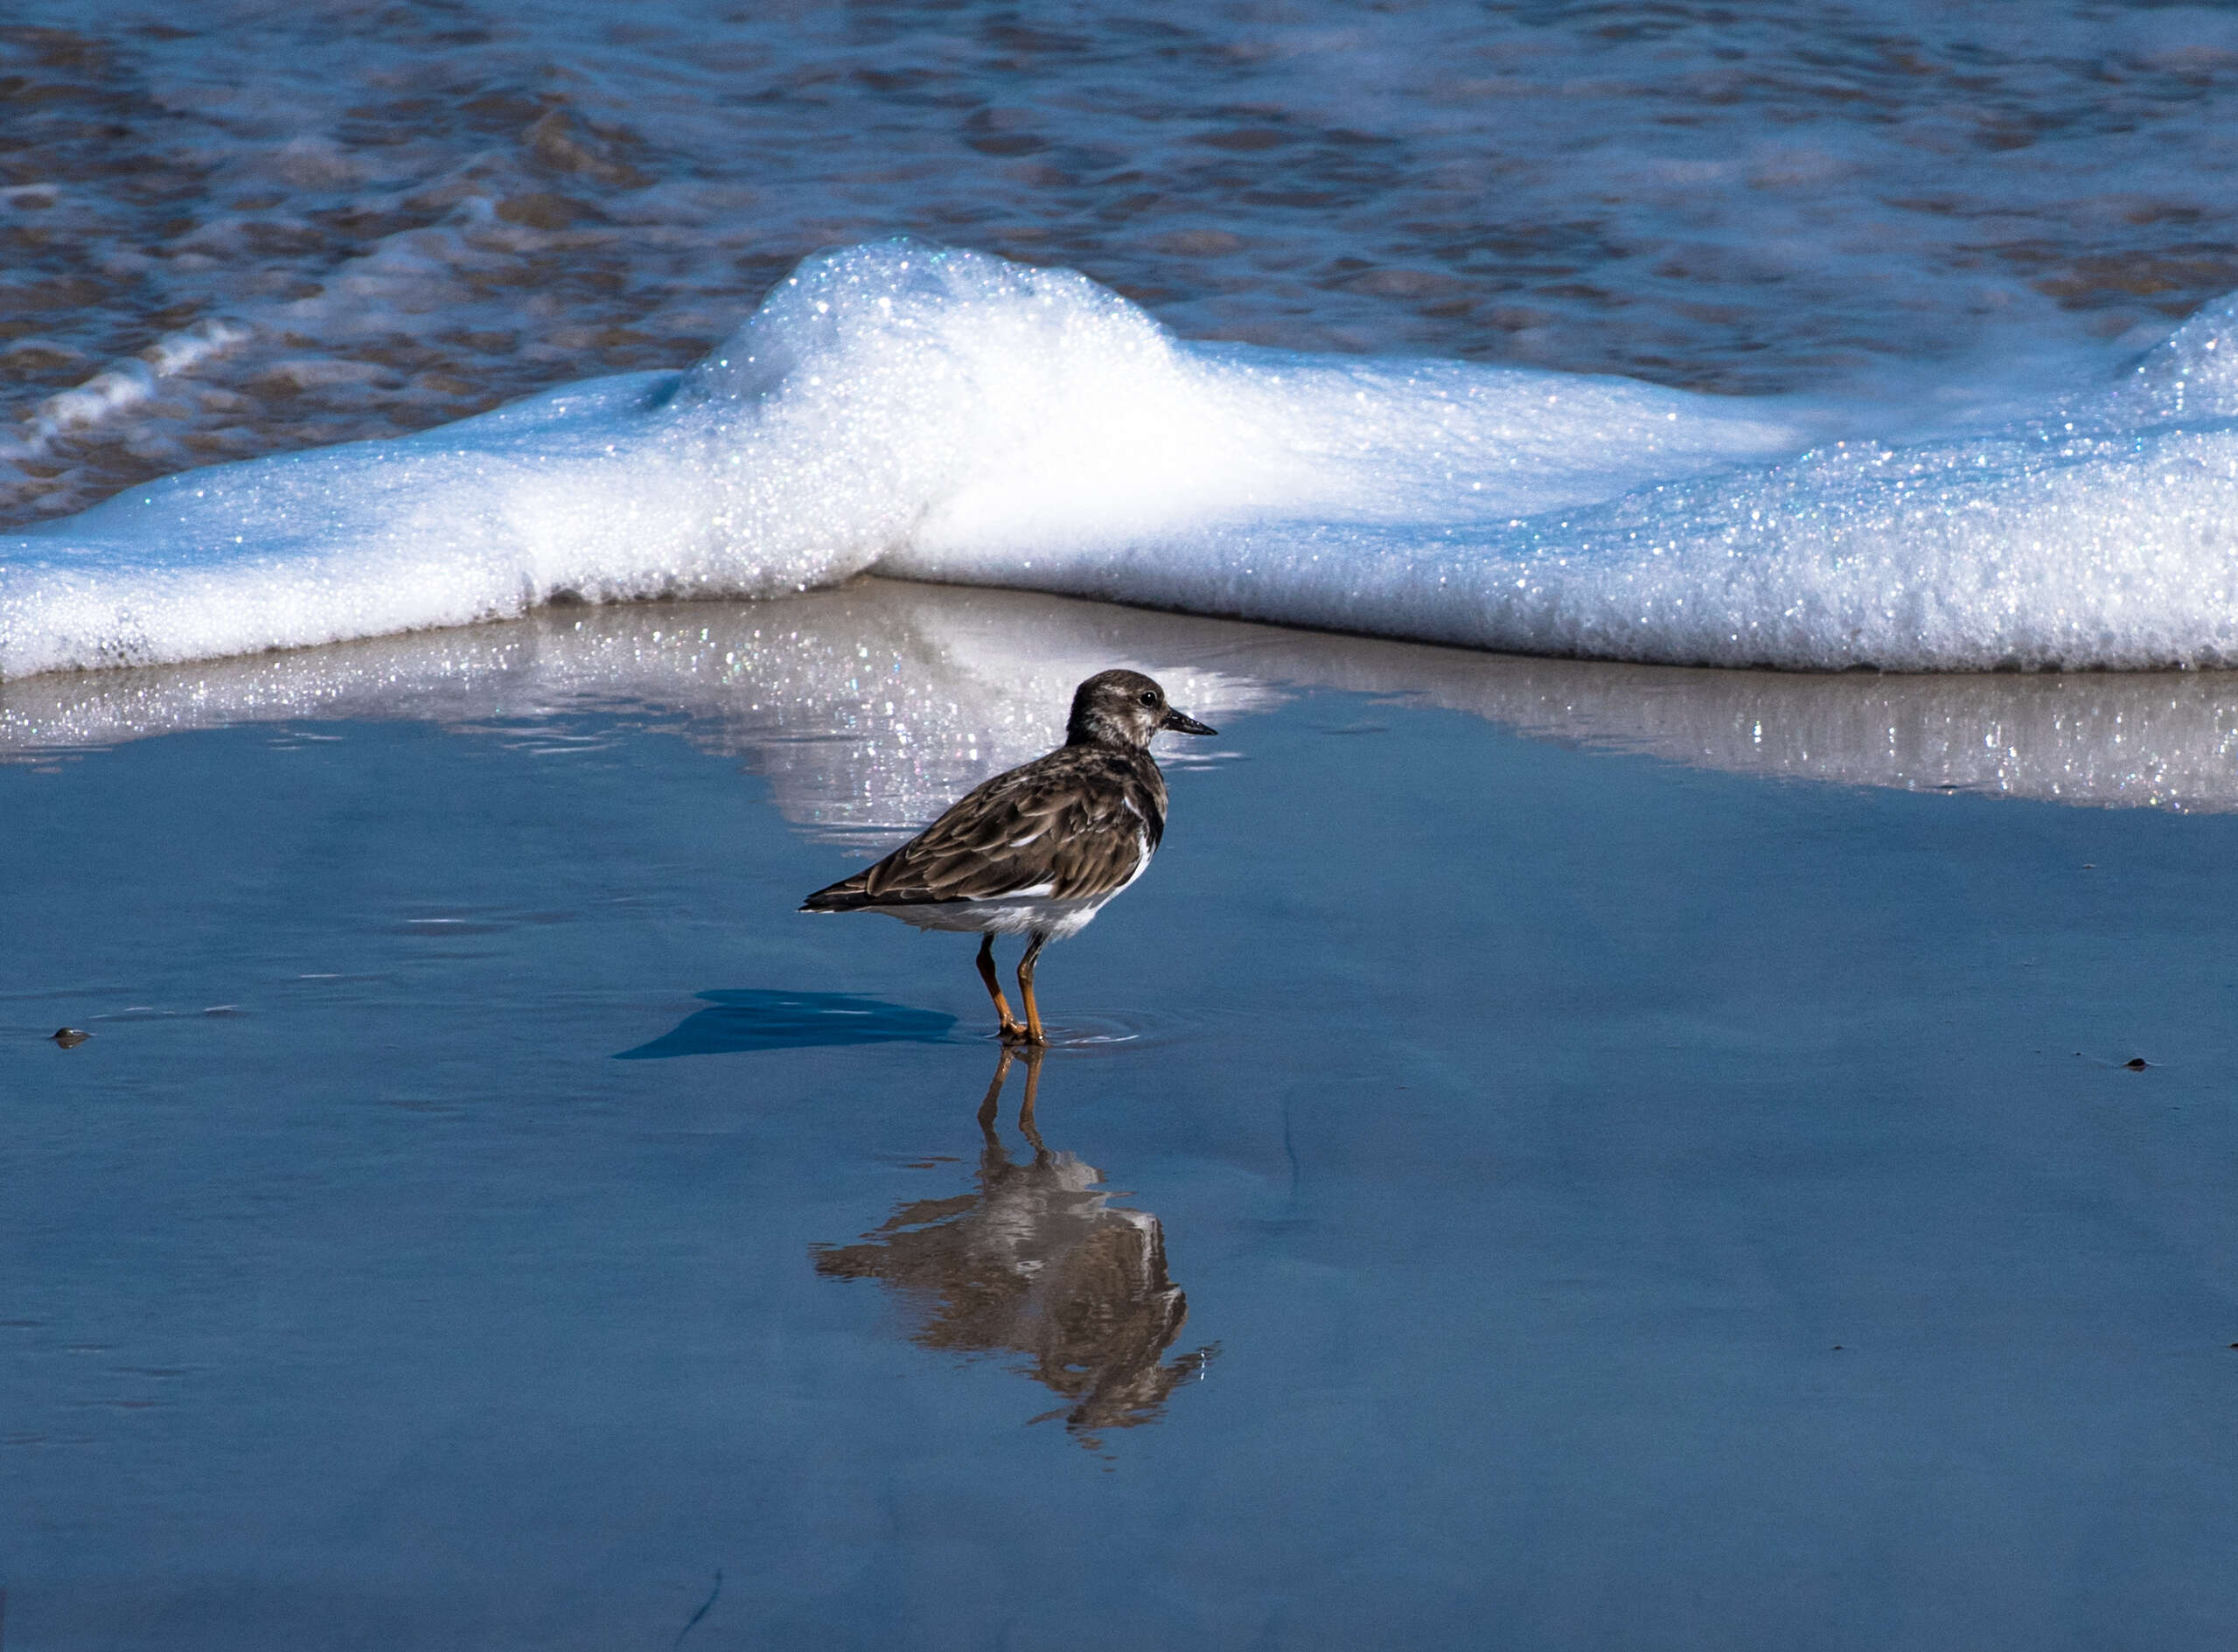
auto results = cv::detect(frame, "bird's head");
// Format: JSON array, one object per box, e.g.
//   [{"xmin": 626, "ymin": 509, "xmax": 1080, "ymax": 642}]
[{"xmin": 1065, "ymin": 670, "xmax": 1217, "ymax": 750}]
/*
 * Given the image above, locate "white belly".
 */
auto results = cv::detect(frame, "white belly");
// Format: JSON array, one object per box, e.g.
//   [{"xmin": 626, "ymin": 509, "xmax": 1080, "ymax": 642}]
[{"xmin": 877, "ymin": 894, "xmax": 1112, "ymax": 940}]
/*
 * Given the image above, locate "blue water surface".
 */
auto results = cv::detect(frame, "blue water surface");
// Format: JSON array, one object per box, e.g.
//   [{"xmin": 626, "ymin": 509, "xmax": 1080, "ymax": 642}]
[{"xmin": 3, "ymin": 680, "xmax": 2237, "ymax": 1649}]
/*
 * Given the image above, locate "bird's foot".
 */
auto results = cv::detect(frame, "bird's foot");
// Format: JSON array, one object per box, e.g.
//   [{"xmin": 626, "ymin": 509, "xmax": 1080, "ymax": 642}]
[{"xmin": 997, "ymin": 1020, "xmax": 1031, "ymax": 1044}]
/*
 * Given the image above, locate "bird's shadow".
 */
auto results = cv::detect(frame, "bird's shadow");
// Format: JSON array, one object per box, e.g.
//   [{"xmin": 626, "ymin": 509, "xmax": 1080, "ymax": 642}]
[{"xmin": 614, "ymin": 989, "xmax": 961, "ymax": 1059}]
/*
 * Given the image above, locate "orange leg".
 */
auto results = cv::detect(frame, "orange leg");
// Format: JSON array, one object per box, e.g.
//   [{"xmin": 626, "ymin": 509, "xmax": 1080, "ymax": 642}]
[
  {"xmin": 977, "ymin": 934, "xmax": 1028, "ymax": 1042},
  {"xmin": 1015, "ymin": 930, "xmax": 1050, "ymax": 1047}
]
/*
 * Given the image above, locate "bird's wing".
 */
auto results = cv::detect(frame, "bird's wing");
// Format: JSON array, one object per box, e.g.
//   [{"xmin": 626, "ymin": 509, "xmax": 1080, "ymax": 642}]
[{"xmin": 809, "ymin": 752, "xmax": 1157, "ymax": 908}]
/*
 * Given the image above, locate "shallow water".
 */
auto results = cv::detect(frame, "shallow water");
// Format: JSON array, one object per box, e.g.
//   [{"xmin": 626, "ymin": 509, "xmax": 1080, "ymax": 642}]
[
  {"xmin": 5, "ymin": 606, "xmax": 2238, "ymax": 1648},
  {"xmin": 13, "ymin": 582, "xmax": 2238, "ymax": 813}
]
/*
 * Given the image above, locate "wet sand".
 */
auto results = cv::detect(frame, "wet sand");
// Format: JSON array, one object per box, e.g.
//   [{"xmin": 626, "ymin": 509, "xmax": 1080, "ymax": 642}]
[{"xmin": 5, "ymin": 591, "xmax": 2238, "ymax": 1649}]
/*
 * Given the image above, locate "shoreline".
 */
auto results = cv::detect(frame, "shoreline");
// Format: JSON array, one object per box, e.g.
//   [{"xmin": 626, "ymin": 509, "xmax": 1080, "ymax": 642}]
[
  {"xmin": 8, "ymin": 659, "xmax": 2238, "ymax": 1648},
  {"xmin": 10, "ymin": 579, "xmax": 2238, "ymax": 817}
]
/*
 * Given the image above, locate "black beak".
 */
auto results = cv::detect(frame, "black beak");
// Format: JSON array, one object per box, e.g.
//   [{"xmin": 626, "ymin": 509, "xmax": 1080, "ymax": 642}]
[{"xmin": 1160, "ymin": 707, "xmax": 1217, "ymax": 736}]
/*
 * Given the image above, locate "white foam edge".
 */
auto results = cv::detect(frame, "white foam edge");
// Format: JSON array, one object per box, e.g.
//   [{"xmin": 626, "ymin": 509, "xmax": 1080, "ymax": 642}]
[{"xmin": 6, "ymin": 240, "xmax": 2238, "ymax": 679}]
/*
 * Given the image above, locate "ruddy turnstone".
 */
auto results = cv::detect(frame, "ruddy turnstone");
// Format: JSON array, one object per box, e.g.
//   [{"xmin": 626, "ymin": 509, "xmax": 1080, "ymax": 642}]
[{"xmin": 800, "ymin": 669, "xmax": 1217, "ymax": 1045}]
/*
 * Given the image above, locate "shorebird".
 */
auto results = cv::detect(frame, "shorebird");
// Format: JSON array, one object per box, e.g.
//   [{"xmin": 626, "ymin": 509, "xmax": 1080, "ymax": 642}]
[{"xmin": 800, "ymin": 670, "xmax": 1217, "ymax": 1045}]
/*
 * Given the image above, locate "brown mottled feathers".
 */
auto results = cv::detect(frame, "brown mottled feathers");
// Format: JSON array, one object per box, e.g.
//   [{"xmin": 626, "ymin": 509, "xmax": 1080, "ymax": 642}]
[{"xmin": 802, "ymin": 744, "xmax": 1166, "ymax": 910}]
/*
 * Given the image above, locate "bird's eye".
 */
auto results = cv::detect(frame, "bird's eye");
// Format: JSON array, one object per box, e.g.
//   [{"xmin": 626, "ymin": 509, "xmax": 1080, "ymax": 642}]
[{"xmin": 1138, "ymin": 690, "xmax": 1158, "ymax": 708}]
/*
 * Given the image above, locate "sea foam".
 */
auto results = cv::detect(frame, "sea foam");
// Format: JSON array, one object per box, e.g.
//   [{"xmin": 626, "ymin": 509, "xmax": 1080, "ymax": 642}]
[{"xmin": 5, "ymin": 240, "xmax": 2237, "ymax": 680}]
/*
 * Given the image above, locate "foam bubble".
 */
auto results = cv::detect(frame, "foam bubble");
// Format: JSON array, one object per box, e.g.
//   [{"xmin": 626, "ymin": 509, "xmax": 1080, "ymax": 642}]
[{"xmin": 5, "ymin": 240, "xmax": 2238, "ymax": 679}]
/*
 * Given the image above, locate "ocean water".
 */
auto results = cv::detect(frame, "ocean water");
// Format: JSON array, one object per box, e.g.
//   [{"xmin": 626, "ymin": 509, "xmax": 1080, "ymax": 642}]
[{"xmin": 7, "ymin": 1, "xmax": 2238, "ymax": 672}]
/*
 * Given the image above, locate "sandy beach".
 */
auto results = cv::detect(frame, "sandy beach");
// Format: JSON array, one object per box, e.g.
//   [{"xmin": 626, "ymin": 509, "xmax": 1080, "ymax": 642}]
[
  {"xmin": 11, "ymin": 0, "xmax": 2238, "ymax": 1642},
  {"xmin": 6, "ymin": 588, "xmax": 2238, "ymax": 1649}
]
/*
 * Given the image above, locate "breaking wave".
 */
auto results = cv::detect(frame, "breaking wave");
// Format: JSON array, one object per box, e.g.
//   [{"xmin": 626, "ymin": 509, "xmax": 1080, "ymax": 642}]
[{"xmin": 7, "ymin": 240, "xmax": 2238, "ymax": 679}]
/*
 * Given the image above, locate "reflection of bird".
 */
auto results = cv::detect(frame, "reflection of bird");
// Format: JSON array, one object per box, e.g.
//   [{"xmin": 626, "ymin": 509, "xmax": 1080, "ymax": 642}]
[
  {"xmin": 799, "ymin": 670, "xmax": 1216, "ymax": 1045},
  {"xmin": 812, "ymin": 1047, "xmax": 1215, "ymax": 1448}
]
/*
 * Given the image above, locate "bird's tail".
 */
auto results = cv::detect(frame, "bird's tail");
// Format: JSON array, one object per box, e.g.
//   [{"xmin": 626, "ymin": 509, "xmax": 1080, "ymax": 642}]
[{"xmin": 799, "ymin": 875, "xmax": 874, "ymax": 913}]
